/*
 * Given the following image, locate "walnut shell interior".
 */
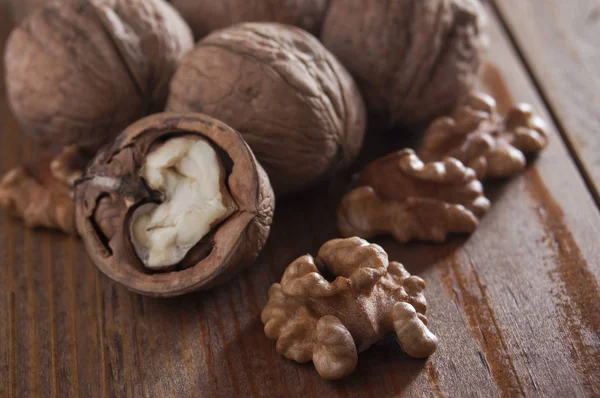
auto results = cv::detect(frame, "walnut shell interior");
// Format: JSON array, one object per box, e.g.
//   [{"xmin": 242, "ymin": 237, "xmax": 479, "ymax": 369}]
[{"xmin": 75, "ymin": 113, "xmax": 275, "ymax": 297}]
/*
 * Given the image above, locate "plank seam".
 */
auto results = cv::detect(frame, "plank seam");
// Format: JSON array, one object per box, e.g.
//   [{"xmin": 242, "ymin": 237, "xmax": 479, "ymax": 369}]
[{"xmin": 487, "ymin": 0, "xmax": 600, "ymax": 210}]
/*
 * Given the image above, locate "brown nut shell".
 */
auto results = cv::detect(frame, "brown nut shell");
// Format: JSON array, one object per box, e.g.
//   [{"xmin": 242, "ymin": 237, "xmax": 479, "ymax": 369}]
[
  {"xmin": 75, "ymin": 112, "xmax": 275, "ymax": 297},
  {"xmin": 8, "ymin": 0, "xmax": 54, "ymax": 24},
  {"xmin": 169, "ymin": 0, "xmax": 328, "ymax": 39},
  {"xmin": 321, "ymin": 0, "xmax": 487, "ymax": 128},
  {"xmin": 167, "ymin": 22, "xmax": 367, "ymax": 195},
  {"xmin": 4, "ymin": 0, "xmax": 193, "ymax": 152}
]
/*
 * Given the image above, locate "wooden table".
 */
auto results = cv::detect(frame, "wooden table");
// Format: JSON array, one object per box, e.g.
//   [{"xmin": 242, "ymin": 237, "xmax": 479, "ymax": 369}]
[{"xmin": 1, "ymin": 1, "xmax": 599, "ymax": 397}]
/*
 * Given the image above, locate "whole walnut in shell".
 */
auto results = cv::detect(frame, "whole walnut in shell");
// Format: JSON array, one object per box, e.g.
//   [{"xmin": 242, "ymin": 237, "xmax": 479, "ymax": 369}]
[
  {"xmin": 75, "ymin": 113, "xmax": 275, "ymax": 297},
  {"xmin": 321, "ymin": 0, "xmax": 487, "ymax": 128},
  {"xmin": 262, "ymin": 237, "xmax": 438, "ymax": 380},
  {"xmin": 167, "ymin": 22, "xmax": 366, "ymax": 195},
  {"xmin": 4, "ymin": 0, "xmax": 193, "ymax": 152},
  {"xmin": 168, "ymin": 0, "xmax": 328, "ymax": 39}
]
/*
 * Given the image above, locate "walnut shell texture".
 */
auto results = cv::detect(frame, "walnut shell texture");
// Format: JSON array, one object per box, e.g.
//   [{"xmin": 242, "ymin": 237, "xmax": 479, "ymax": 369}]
[
  {"xmin": 8, "ymin": 0, "xmax": 54, "ymax": 23},
  {"xmin": 75, "ymin": 112, "xmax": 275, "ymax": 297},
  {"xmin": 321, "ymin": 0, "xmax": 487, "ymax": 128},
  {"xmin": 168, "ymin": 0, "xmax": 328, "ymax": 39},
  {"xmin": 338, "ymin": 149, "xmax": 490, "ymax": 243},
  {"xmin": 167, "ymin": 22, "xmax": 367, "ymax": 195},
  {"xmin": 4, "ymin": 0, "xmax": 193, "ymax": 151},
  {"xmin": 261, "ymin": 237, "xmax": 438, "ymax": 380},
  {"xmin": 419, "ymin": 93, "xmax": 549, "ymax": 179}
]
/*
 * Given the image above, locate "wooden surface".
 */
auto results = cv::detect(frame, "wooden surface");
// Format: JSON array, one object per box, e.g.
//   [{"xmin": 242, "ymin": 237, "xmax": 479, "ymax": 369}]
[
  {"xmin": 494, "ymin": 0, "xmax": 600, "ymax": 206},
  {"xmin": 1, "ymin": 1, "xmax": 600, "ymax": 397}
]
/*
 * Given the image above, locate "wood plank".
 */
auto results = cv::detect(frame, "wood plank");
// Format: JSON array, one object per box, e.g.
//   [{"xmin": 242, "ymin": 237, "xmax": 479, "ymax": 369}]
[
  {"xmin": 1, "ymin": 1, "xmax": 599, "ymax": 396},
  {"xmin": 493, "ymin": 0, "xmax": 600, "ymax": 204}
]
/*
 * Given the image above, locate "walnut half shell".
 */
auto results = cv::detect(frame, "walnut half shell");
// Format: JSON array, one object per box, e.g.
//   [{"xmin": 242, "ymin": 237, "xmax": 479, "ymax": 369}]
[{"xmin": 75, "ymin": 113, "xmax": 275, "ymax": 297}]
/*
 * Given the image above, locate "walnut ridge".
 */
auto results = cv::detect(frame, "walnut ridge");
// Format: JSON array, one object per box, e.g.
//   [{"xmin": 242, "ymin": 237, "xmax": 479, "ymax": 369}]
[
  {"xmin": 338, "ymin": 149, "xmax": 490, "ymax": 243},
  {"xmin": 321, "ymin": 0, "xmax": 487, "ymax": 128},
  {"xmin": 168, "ymin": 0, "xmax": 328, "ymax": 39},
  {"xmin": 167, "ymin": 22, "xmax": 367, "ymax": 195},
  {"xmin": 261, "ymin": 237, "xmax": 438, "ymax": 380},
  {"xmin": 419, "ymin": 93, "xmax": 549, "ymax": 178},
  {"xmin": 75, "ymin": 113, "xmax": 275, "ymax": 297}
]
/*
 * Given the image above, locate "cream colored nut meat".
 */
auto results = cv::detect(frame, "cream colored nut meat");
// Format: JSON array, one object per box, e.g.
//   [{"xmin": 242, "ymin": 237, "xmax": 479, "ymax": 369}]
[{"xmin": 131, "ymin": 137, "xmax": 235, "ymax": 269}]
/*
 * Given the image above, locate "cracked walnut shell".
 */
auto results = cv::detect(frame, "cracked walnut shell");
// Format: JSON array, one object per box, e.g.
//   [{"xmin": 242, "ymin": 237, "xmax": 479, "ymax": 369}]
[
  {"xmin": 75, "ymin": 113, "xmax": 275, "ymax": 297},
  {"xmin": 4, "ymin": 0, "xmax": 193, "ymax": 152},
  {"xmin": 167, "ymin": 22, "xmax": 366, "ymax": 195},
  {"xmin": 261, "ymin": 237, "xmax": 438, "ymax": 380},
  {"xmin": 168, "ymin": 0, "xmax": 328, "ymax": 39},
  {"xmin": 419, "ymin": 93, "xmax": 549, "ymax": 178},
  {"xmin": 321, "ymin": 0, "xmax": 487, "ymax": 128},
  {"xmin": 338, "ymin": 149, "xmax": 490, "ymax": 243}
]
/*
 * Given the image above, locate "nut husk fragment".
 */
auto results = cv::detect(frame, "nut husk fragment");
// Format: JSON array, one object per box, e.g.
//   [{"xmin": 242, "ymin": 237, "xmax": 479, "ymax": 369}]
[
  {"xmin": 167, "ymin": 22, "xmax": 366, "ymax": 195},
  {"xmin": 321, "ymin": 0, "xmax": 487, "ymax": 128},
  {"xmin": 419, "ymin": 93, "xmax": 549, "ymax": 179},
  {"xmin": 168, "ymin": 0, "xmax": 328, "ymax": 39},
  {"xmin": 75, "ymin": 112, "xmax": 275, "ymax": 297},
  {"xmin": 261, "ymin": 237, "xmax": 438, "ymax": 380},
  {"xmin": 4, "ymin": 0, "xmax": 193, "ymax": 152},
  {"xmin": 337, "ymin": 149, "xmax": 490, "ymax": 243}
]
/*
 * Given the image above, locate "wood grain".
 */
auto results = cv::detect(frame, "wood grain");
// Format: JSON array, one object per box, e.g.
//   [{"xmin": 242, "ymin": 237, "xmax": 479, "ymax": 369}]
[
  {"xmin": 493, "ymin": 0, "xmax": 600, "ymax": 205},
  {"xmin": 1, "ymin": 1, "xmax": 599, "ymax": 397}
]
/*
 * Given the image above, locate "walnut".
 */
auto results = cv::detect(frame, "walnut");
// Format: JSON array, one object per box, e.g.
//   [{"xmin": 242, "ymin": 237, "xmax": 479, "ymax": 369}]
[
  {"xmin": 167, "ymin": 22, "xmax": 366, "ymax": 195},
  {"xmin": 75, "ymin": 112, "xmax": 275, "ymax": 296},
  {"xmin": 337, "ymin": 149, "xmax": 490, "ymax": 243},
  {"xmin": 0, "ymin": 155, "xmax": 76, "ymax": 234},
  {"xmin": 168, "ymin": 0, "xmax": 328, "ymax": 39},
  {"xmin": 8, "ymin": 0, "xmax": 54, "ymax": 23},
  {"xmin": 4, "ymin": 0, "xmax": 193, "ymax": 153},
  {"xmin": 321, "ymin": 0, "xmax": 487, "ymax": 128},
  {"xmin": 419, "ymin": 93, "xmax": 550, "ymax": 179},
  {"xmin": 261, "ymin": 237, "xmax": 438, "ymax": 380}
]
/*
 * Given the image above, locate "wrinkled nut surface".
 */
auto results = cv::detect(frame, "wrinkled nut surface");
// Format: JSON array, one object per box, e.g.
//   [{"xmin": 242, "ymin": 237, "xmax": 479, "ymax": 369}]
[
  {"xmin": 338, "ymin": 149, "xmax": 490, "ymax": 243},
  {"xmin": 0, "ymin": 155, "xmax": 77, "ymax": 234},
  {"xmin": 167, "ymin": 22, "xmax": 366, "ymax": 195},
  {"xmin": 8, "ymin": 0, "xmax": 54, "ymax": 23},
  {"xmin": 5, "ymin": 0, "xmax": 193, "ymax": 151},
  {"xmin": 321, "ymin": 0, "xmax": 487, "ymax": 128},
  {"xmin": 261, "ymin": 237, "xmax": 438, "ymax": 380},
  {"xmin": 168, "ymin": 0, "xmax": 328, "ymax": 39},
  {"xmin": 75, "ymin": 113, "xmax": 275, "ymax": 297},
  {"xmin": 419, "ymin": 93, "xmax": 549, "ymax": 179}
]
